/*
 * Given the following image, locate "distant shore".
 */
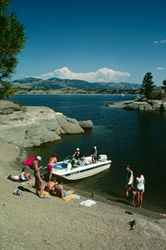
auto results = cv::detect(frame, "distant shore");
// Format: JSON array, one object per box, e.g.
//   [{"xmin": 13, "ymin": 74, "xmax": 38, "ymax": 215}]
[
  {"xmin": 16, "ymin": 89, "xmax": 139, "ymax": 95},
  {"xmin": 0, "ymin": 141, "xmax": 166, "ymax": 249}
]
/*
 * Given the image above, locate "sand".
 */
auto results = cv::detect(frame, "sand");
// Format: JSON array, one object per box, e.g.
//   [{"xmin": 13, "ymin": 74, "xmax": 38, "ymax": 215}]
[{"xmin": 0, "ymin": 142, "xmax": 166, "ymax": 250}]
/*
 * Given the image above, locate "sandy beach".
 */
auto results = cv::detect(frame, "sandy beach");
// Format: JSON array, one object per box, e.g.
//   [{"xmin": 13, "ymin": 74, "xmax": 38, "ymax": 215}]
[{"xmin": 0, "ymin": 142, "xmax": 166, "ymax": 250}]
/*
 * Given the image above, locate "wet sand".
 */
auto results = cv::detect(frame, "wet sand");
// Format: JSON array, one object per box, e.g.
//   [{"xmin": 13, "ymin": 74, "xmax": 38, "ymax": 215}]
[{"xmin": 0, "ymin": 141, "xmax": 166, "ymax": 250}]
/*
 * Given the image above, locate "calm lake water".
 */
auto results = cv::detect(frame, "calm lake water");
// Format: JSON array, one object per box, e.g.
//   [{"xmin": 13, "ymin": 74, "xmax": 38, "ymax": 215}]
[{"xmin": 10, "ymin": 94, "xmax": 166, "ymax": 212}]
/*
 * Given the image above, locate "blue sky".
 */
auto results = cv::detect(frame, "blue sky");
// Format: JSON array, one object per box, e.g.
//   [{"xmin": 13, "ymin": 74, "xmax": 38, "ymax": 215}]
[{"xmin": 10, "ymin": 0, "xmax": 166, "ymax": 86}]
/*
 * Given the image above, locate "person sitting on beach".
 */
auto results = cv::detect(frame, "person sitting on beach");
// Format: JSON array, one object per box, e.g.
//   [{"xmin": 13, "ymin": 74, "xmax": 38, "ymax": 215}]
[
  {"xmin": 46, "ymin": 177, "xmax": 75, "ymax": 201},
  {"xmin": 31, "ymin": 156, "xmax": 45, "ymax": 198},
  {"xmin": 45, "ymin": 177, "xmax": 58, "ymax": 192},
  {"xmin": 8, "ymin": 175, "xmax": 20, "ymax": 181},
  {"xmin": 91, "ymin": 146, "xmax": 97, "ymax": 163},
  {"xmin": 20, "ymin": 167, "xmax": 34, "ymax": 181},
  {"xmin": 47, "ymin": 153, "xmax": 58, "ymax": 182}
]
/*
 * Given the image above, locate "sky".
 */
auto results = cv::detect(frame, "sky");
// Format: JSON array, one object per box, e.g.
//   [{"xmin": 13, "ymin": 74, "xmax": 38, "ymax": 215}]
[{"xmin": 10, "ymin": 0, "xmax": 166, "ymax": 86}]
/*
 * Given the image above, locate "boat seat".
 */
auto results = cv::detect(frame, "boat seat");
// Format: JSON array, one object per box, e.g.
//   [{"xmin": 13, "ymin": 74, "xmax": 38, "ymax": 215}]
[{"xmin": 62, "ymin": 163, "xmax": 68, "ymax": 169}]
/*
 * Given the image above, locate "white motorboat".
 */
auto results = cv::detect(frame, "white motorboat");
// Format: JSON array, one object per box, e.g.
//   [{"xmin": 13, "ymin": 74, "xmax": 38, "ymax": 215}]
[{"xmin": 43, "ymin": 154, "xmax": 111, "ymax": 180}]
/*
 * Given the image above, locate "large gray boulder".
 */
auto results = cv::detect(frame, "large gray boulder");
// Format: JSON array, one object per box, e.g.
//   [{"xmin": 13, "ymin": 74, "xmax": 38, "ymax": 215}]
[
  {"xmin": 124, "ymin": 101, "xmax": 152, "ymax": 111},
  {"xmin": 0, "ymin": 100, "xmax": 21, "ymax": 115},
  {"xmin": 147, "ymin": 100, "xmax": 163, "ymax": 110},
  {"xmin": 0, "ymin": 101, "xmax": 93, "ymax": 148},
  {"xmin": 56, "ymin": 113, "xmax": 84, "ymax": 134},
  {"xmin": 79, "ymin": 120, "xmax": 93, "ymax": 129}
]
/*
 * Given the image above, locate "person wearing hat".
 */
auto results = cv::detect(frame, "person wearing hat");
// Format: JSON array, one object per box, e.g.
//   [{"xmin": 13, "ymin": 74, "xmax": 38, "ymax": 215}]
[
  {"xmin": 72, "ymin": 148, "xmax": 84, "ymax": 166},
  {"xmin": 72, "ymin": 148, "xmax": 84, "ymax": 160},
  {"xmin": 91, "ymin": 146, "xmax": 97, "ymax": 163},
  {"xmin": 31, "ymin": 156, "xmax": 45, "ymax": 198}
]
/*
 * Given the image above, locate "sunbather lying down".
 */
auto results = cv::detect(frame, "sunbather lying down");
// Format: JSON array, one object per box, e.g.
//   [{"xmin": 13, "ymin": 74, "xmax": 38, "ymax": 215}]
[
  {"xmin": 46, "ymin": 177, "xmax": 75, "ymax": 201},
  {"xmin": 8, "ymin": 175, "xmax": 20, "ymax": 181},
  {"xmin": 8, "ymin": 167, "xmax": 34, "ymax": 181}
]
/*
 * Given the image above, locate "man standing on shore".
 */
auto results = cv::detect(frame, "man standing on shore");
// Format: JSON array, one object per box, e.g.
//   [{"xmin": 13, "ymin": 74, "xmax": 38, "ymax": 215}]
[
  {"xmin": 125, "ymin": 165, "xmax": 133, "ymax": 198},
  {"xmin": 31, "ymin": 156, "xmax": 45, "ymax": 198}
]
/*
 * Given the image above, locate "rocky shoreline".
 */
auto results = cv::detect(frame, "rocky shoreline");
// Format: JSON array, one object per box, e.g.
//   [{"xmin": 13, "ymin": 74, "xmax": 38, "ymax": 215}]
[
  {"xmin": 0, "ymin": 100, "xmax": 93, "ymax": 148},
  {"xmin": 104, "ymin": 98, "xmax": 166, "ymax": 111}
]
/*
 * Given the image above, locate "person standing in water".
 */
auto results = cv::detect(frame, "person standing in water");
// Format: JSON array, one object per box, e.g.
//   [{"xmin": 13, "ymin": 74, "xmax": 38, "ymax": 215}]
[
  {"xmin": 125, "ymin": 165, "xmax": 134, "ymax": 198},
  {"xmin": 135, "ymin": 170, "xmax": 145, "ymax": 209}
]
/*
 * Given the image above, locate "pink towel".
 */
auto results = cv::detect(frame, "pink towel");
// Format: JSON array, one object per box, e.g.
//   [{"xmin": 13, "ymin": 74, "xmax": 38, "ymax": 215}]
[{"xmin": 22, "ymin": 157, "xmax": 35, "ymax": 166}]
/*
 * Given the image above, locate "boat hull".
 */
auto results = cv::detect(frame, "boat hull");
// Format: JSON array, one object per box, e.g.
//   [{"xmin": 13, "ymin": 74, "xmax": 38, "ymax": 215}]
[{"xmin": 52, "ymin": 161, "xmax": 111, "ymax": 180}]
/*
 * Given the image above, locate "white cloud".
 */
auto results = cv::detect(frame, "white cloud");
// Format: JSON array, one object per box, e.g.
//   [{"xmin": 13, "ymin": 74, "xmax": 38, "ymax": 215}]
[
  {"xmin": 153, "ymin": 39, "xmax": 166, "ymax": 44},
  {"xmin": 155, "ymin": 67, "xmax": 165, "ymax": 70},
  {"xmin": 37, "ymin": 67, "xmax": 131, "ymax": 83}
]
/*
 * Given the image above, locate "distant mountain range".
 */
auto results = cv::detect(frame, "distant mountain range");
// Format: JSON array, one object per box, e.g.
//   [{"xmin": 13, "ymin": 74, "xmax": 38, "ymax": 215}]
[{"xmin": 12, "ymin": 77, "xmax": 141, "ymax": 90}]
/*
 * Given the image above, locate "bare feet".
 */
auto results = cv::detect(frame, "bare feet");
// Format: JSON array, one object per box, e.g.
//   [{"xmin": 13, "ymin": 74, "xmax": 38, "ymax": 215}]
[{"xmin": 39, "ymin": 195, "xmax": 46, "ymax": 199}]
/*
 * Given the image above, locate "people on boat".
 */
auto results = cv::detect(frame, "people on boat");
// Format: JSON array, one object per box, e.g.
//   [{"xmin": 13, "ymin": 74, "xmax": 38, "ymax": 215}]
[
  {"xmin": 46, "ymin": 177, "xmax": 75, "ymax": 201},
  {"xmin": 91, "ymin": 146, "xmax": 97, "ymax": 163},
  {"xmin": 125, "ymin": 165, "xmax": 134, "ymax": 198},
  {"xmin": 31, "ymin": 156, "xmax": 45, "ymax": 198},
  {"xmin": 72, "ymin": 148, "xmax": 84, "ymax": 160},
  {"xmin": 47, "ymin": 153, "xmax": 58, "ymax": 182},
  {"xmin": 20, "ymin": 167, "xmax": 33, "ymax": 181},
  {"xmin": 72, "ymin": 148, "xmax": 84, "ymax": 166},
  {"xmin": 135, "ymin": 170, "xmax": 145, "ymax": 209}
]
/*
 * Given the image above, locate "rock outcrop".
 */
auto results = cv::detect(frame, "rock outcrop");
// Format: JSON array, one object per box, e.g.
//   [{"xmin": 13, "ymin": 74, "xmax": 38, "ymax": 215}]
[
  {"xmin": 0, "ymin": 101, "xmax": 93, "ymax": 148},
  {"xmin": 105, "ymin": 99, "xmax": 166, "ymax": 111}
]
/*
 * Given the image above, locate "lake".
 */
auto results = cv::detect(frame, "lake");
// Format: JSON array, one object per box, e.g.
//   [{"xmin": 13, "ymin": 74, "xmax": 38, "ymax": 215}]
[{"xmin": 10, "ymin": 94, "xmax": 166, "ymax": 213}]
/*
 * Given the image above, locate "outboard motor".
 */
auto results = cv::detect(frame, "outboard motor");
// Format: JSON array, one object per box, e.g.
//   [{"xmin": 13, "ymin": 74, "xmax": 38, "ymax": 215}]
[{"xmin": 98, "ymin": 155, "xmax": 108, "ymax": 162}]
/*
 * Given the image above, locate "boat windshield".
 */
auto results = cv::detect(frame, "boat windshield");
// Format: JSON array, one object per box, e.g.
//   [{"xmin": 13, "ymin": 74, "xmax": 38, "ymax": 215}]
[
  {"xmin": 63, "ymin": 155, "xmax": 73, "ymax": 163},
  {"xmin": 63, "ymin": 155, "xmax": 85, "ymax": 167}
]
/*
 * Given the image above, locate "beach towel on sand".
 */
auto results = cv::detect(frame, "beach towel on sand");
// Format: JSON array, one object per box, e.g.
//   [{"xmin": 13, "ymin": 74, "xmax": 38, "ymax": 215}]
[
  {"xmin": 80, "ymin": 200, "xmax": 96, "ymax": 207},
  {"xmin": 7, "ymin": 177, "xmax": 27, "ymax": 183},
  {"xmin": 39, "ymin": 190, "xmax": 72, "ymax": 202}
]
